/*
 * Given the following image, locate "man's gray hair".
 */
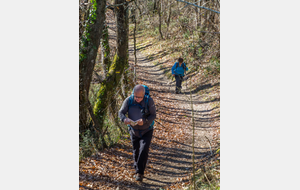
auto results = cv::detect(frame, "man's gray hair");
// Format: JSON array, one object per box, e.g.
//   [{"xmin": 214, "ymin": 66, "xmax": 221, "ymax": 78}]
[{"xmin": 133, "ymin": 85, "xmax": 145, "ymax": 94}]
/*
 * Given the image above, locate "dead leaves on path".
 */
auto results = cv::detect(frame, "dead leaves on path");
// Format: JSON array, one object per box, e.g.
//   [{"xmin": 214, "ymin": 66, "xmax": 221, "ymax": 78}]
[
  {"xmin": 79, "ymin": 80, "xmax": 194, "ymax": 189},
  {"xmin": 79, "ymin": 50, "xmax": 220, "ymax": 190},
  {"xmin": 79, "ymin": 141, "xmax": 138, "ymax": 190}
]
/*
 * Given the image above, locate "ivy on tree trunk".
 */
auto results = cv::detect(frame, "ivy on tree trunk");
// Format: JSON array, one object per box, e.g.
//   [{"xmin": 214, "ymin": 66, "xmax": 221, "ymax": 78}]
[{"xmin": 79, "ymin": 0, "xmax": 106, "ymax": 131}]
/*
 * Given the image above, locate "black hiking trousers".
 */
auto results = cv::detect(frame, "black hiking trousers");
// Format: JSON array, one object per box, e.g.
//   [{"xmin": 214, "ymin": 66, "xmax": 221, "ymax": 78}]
[
  {"xmin": 130, "ymin": 128, "xmax": 153, "ymax": 175},
  {"xmin": 175, "ymin": 75, "xmax": 183, "ymax": 93}
]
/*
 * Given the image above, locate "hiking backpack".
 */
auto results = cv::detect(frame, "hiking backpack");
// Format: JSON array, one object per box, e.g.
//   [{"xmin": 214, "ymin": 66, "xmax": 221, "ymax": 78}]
[
  {"xmin": 127, "ymin": 85, "xmax": 155, "ymax": 130},
  {"xmin": 175, "ymin": 62, "xmax": 187, "ymax": 76}
]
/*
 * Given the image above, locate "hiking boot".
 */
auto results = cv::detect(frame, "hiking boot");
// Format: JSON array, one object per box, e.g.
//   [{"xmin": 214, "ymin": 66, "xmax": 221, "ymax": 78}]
[{"xmin": 135, "ymin": 173, "xmax": 143, "ymax": 182}]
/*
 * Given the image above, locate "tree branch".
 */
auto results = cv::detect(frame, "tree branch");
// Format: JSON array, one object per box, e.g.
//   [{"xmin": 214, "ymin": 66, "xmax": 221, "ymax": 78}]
[
  {"xmin": 83, "ymin": 90, "xmax": 101, "ymax": 135},
  {"xmin": 106, "ymin": 0, "xmax": 134, "ymax": 8},
  {"xmin": 175, "ymin": 0, "xmax": 220, "ymax": 14},
  {"xmin": 93, "ymin": 71, "xmax": 103, "ymax": 83}
]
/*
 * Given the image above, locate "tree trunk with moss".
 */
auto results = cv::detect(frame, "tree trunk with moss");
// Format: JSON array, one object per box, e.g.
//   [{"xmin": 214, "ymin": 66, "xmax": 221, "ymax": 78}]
[
  {"xmin": 118, "ymin": 82, "xmax": 126, "ymax": 101},
  {"xmin": 79, "ymin": 0, "xmax": 106, "ymax": 130},
  {"xmin": 101, "ymin": 23, "xmax": 111, "ymax": 76},
  {"xmin": 93, "ymin": 0, "xmax": 128, "ymax": 148},
  {"xmin": 108, "ymin": 95, "xmax": 125, "ymax": 134}
]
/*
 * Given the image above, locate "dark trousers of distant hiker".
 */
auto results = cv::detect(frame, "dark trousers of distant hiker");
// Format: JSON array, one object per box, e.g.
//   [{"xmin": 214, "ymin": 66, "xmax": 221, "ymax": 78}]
[
  {"xmin": 130, "ymin": 129, "xmax": 153, "ymax": 175},
  {"xmin": 175, "ymin": 75, "xmax": 183, "ymax": 93}
]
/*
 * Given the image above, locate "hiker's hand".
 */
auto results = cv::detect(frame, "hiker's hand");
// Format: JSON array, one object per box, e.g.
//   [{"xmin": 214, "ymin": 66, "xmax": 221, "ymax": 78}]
[
  {"xmin": 172, "ymin": 74, "xmax": 175, "ymax": 77},
  {"xmin": 124, "ymin": 118, "xmax": 132, "ymax": 125},
  {"xmin": 137, "ymin": 119, "xmax": 143, "ymax": 126}
]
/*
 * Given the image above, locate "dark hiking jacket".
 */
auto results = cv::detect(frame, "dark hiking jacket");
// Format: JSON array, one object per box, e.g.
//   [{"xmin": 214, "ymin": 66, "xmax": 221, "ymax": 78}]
[{"xmin": 119, "ymin": 96, "xmax": 156, "ymax": 137}]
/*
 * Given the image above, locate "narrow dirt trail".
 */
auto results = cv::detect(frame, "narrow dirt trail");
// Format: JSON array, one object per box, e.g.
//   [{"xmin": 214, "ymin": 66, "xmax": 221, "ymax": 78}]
[
  {"xmin": 79, "ymin": 10, "xmax": 218, "ymax": 190},
  {"xmin": 126, "ymin": 43, "xmax": 216, "ymax": 189}
]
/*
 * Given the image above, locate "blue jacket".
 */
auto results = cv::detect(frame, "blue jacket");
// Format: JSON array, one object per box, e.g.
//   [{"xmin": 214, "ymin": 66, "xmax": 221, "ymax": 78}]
[{"xmin": 171, "ymin": 62, "xmax": 188, "ymax": 76}]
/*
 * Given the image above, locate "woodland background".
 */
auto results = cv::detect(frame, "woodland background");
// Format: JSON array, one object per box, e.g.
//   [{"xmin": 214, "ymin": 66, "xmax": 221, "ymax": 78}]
[
  {"xmin": 79, "ymin": 0, "xmax": 220, "ymax": 189},
  {"xmin": 2, "ymin": 1, "xmax": 299, "ymax": 190}
]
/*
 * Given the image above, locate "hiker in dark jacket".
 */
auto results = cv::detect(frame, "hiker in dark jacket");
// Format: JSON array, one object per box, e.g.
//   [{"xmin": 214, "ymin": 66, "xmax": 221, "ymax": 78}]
[
  {"xmin": 118, "ymin": 85, "xmax": 156, "ymax": 182},
  {"xmin": 171, "ymin": 57, "xmax": 188, "ymax": 94}
]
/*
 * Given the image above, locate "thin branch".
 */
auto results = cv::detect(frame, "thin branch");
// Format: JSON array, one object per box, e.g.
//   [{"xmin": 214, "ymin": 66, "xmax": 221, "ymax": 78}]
[
  {"xmin": 93, "ymin": 70, "xmax": 103, "ymax": 83},
  {"xmin": 155, "ymin": 120, "xmax": 165, "ymax": 128},
  {"xmin": 175, "ymin": 0, "xmax": 220, "ymax": 14},
  {"xmin": 189, "ymin": 77, "xmax": 196, "ymax": 189},
  {"xmin": 216, "ymin": 0, "xmax": 220, "ymax": 8},
  {"xmin": 181, "ymin": 0, "xmax": 202, "ymax": 10},
  {"xmin": 106, "ymin": 0, "xmax": 134, "ymax": 8},
  {"xmin": 83, "ymin": 90, "xmax": 101, "ymax": 135},
  {"xmin": 133, "ymin": 0, "xmax": 142, "ymax": 15},
  {"xmin": 204, "ymin": 173, "xmax": 212, "ymax": 187},
  {"xmin": 101, "ymin": 125, "xmax": 109, "ymax": 137},
  {"xmin": 205, "ymin": 136, "xmax": 213, "ymax": 157}
]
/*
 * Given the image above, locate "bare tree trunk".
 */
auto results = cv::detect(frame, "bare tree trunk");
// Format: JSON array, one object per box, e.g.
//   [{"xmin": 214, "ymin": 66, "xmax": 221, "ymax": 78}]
[
  {"xmin": 79, "ymin": 0, "xmax": 106, "ymax": 130},
  {"xmin": 121, "ymin": 6, "xmax": 132, "ymax": 96},
  {"xmin": 121, "ymin": 74, "xmax": 126, "ymax": 97},
  {"xmin": 153, "ymin": 0, "xmax": 157, "ymax": 13},
  {"xmin": 158, "ymin": 0, "xmax": 164, "ymax": 40},
  {"xmin": 134, "ymin": 0, "xmax": 142, "ymax": 15},
  {"xmin": 166, "ymin": 0, "xmax": 172, "ymax": 35},
  {"xmin": 122, "ymin": 73, "xmax": 129, "ymax": 96},
  {"xmin": 198, "ymin": 0, "xmax": 205, "ymax": 38},
  {"xmin": 133, "ymin": 7, "xmax": 137, "ymax": 84},
  {"xmin": 84, "ymin": 90, "xmax": 101, "ymax": 135},
  {"xmin": 199, "ymin": 0, "xmax": 202, "ymax": 27},
  {"xmin": 161, "ymin": 0, "xmax": 164, "ymax": 19},
  {"xmin": 117, "ymin": 83, "xmax": 126, "ymax": 101},
  {"xmin": 108, "ymin": 95, "xmax": 125, "ymax": 134},
  {"xmin": 125, "ymin": 6, "xmax": 129, "ymax": 58},
  {"xmin": 195, "ymin": 0, "xmax": 199, "ymax": 30}
]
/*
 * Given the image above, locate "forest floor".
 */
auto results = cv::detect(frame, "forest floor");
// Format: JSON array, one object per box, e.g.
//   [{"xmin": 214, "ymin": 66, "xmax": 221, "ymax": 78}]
[{"xmin": 79, "ymin": 10, "xmax": 220, "ymax": 190}]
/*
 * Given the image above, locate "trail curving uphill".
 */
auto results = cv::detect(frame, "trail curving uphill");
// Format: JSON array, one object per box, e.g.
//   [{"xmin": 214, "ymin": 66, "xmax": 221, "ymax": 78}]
[{"xmin": 79, "ymin": 10, "xmax": 219, "ymax": 190}]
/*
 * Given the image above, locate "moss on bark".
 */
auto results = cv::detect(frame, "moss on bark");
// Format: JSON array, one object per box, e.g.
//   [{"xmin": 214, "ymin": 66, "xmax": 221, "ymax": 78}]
[
  {"xmin": 79, "ymin": 0, "xmax": 106, "ymax": 130},
  {"xmin": 92, "ymin": 0, "xmax": 129, "ymax": 149},
  {"xmin": 93, "ymin": 54, "xmax": 126, "ymax": 135}
]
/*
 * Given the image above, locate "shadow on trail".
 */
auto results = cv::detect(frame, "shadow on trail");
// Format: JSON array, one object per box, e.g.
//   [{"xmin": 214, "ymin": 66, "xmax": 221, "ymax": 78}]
[
  {"xmin": 145, "ymin": 50, "xmax": 169, "ymax": 62},
  {"xmin": 137, "ymin": 60, "xmax": 219, "ymax": 97},
  {"xmin": 157, "ymin": 105, "xmax": 219, "ymax": 114},
  {"xmin": 189, "ymin": 82, "xmax": 220, "ymax": 94},
  {"xmin": 138, "ymin": 60, "xmax": 169, "ymax": 69},
  {"xmin": 136, "ymin": 43, "xmax": 153, "ymax": 52},
  {"xmin": 126, "ymin": 40, "xmax": 219, "ymax": 189},
  {"xmin": 79, "ymin": 133, "xmax": 214, "ymax": 189},
  {"xmin": 155, "ymin": 102, "xmax": 220, "ymax": 130},
  {"xmin": 80, "ymin": 142, "xmax": 212, "ymax": 190},
  {"xmin": 142, "ymin": 142, "xmax": 212, "ymax": 188},
  {"xmin": 164, "ymin": 97, "xmax": 220, "ymax": 105}
]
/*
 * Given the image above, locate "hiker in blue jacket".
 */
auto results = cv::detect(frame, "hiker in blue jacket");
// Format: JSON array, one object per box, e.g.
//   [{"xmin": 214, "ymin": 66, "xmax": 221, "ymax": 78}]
[
  {"xmin": 118, "ymin": 85, "xmax": 156, "ymax": 182},
  {"xmin": 172, "ymin": 57, "xmax": 188, "ymax": 94}
]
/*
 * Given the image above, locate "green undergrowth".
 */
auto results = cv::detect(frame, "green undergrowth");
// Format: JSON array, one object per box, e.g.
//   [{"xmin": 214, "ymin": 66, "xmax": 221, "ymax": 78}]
[
  {"xmin": 203, "ymin": 56, "xmax": 220, "ymax": 77},
  {"xmin": 191, "ymin": 165, "xmax": 220, "ymax": 189},
  {"xmin": 89, "ymin": 83, "xmax": 101, "ymax": 107},
  {"xmin": 182, "ymin": 146, "xmax": 220, "ymax": 190},
  {"xmin": 79, "ymin": 117, "xmax": 128, "ymax": 162},
  {"xmin": 134, "ymin": 20, "xmax": 214, "ymax": 65},
  {"xmin": 131, "ymin": 18, "xmax": 220, "ymax": 95}
]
